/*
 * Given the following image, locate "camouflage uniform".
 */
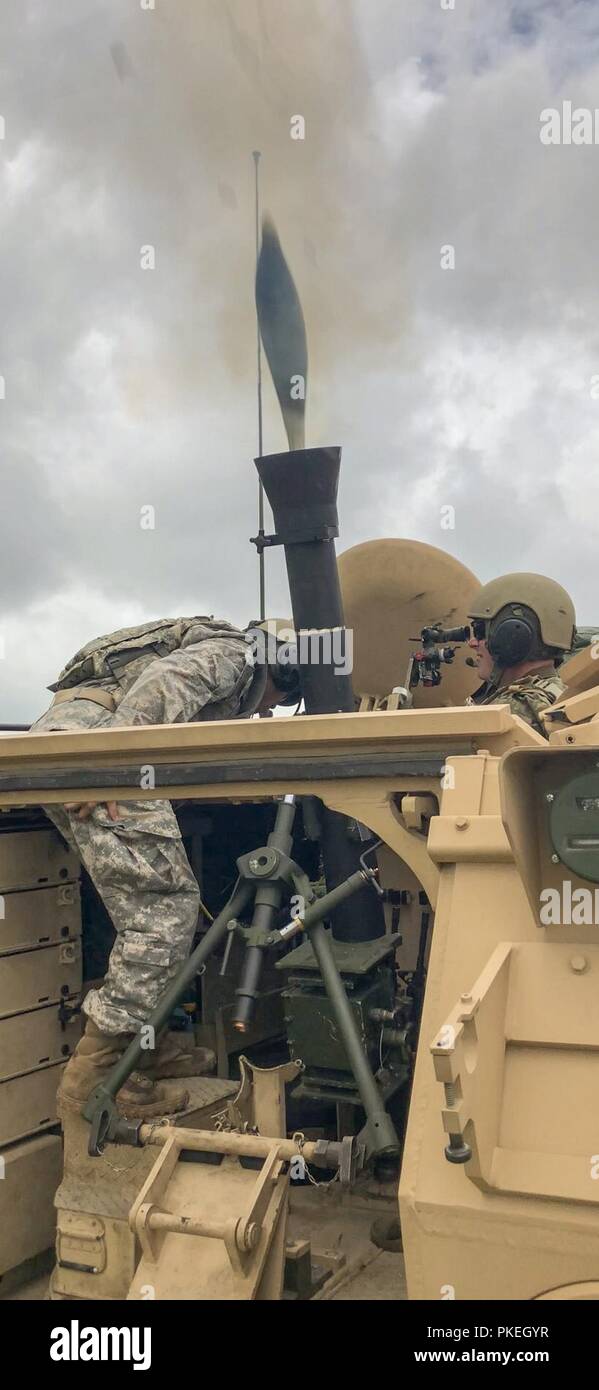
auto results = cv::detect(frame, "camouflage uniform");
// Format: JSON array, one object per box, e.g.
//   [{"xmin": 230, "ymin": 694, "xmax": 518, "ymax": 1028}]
[
  {"xmin": 31, "ymin": 620, "xmax": 257, "ymax": 1035},
  {"xmin": 468, "ymin": 664, "xmax": 565, "ymax": 736}
]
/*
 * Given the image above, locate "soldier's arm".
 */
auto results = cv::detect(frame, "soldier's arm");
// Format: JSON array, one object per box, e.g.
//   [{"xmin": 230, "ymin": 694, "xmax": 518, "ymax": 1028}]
[{"xmin": 109, "ymin": 638, "xmax": 250, "ymax": 727}]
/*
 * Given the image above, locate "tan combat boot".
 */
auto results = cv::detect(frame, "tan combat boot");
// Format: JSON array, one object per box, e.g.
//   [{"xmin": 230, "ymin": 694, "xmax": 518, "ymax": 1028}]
[
  {"xmin": 140, "ymin": 1029, "xmax": 216, "ymax": 1080},
  {"xmin": 57, "ymin": 1018, "xmax": 190, "ymax": 1119}
]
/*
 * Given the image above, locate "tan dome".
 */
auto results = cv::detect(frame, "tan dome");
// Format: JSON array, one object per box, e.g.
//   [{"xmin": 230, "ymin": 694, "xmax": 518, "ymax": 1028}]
[{"xmin": 338, "ymin": 538, "xmax": 480, "ymax": 707}]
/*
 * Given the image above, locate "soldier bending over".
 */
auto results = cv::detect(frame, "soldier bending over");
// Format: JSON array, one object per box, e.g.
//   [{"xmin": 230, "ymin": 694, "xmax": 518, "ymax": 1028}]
[{"xmin": 30, "ymin": 616, "xmax": 299, "ymax": 1119}]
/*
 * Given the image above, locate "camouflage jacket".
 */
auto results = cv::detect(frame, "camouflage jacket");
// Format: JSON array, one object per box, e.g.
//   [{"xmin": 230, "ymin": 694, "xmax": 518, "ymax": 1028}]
[
  {"xmin": 467, "ymin": 665, "xmax": 565, "ymax": 737},
  {"xmin": 46, "ymin": 618, "xmax": 257, "ymax": 728}
]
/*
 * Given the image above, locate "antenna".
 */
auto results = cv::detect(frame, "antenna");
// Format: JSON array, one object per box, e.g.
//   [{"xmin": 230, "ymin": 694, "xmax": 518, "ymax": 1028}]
[{"xmin": 252, "ymin": 150, "xmax": 266, "ymax": 621}]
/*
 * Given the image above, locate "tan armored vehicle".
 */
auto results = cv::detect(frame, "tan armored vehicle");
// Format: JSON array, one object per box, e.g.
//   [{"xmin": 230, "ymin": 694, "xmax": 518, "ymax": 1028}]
[
  {"xmin": 1, "ymin": 448, "xmax": 598, "ymax": 1301},
  {"xmin": 2, "ymin": 222, "xmax": 598, "ymax": 1304}
]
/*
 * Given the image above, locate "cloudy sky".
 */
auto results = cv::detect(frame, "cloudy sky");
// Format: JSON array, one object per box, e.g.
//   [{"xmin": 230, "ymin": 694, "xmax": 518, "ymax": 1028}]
[{"xmin": 2, "ymin": 0, "xmax": 599, "ymax": 720}]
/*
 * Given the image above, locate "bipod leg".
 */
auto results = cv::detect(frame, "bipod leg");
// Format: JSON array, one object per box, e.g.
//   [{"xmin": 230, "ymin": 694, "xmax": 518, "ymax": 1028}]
[{"xmin": 306, "ymin": 919, "xmax": 400, "ymax": 1168}]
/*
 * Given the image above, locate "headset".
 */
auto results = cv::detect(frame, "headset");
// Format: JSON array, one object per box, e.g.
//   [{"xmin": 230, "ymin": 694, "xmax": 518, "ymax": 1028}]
[{"xmin": 472, "ymin": 604, "xmax": 549, "ymax": 667}]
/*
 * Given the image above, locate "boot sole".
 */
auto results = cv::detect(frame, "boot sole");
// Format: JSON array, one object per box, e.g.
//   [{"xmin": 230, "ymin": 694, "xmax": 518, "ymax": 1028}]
[
  {"xmin": 57, "ymin": 1089, "xmax": 190, "ymax": 1121},
  {"xmin": 151, "ymin": 1061, "xmax": 215, "ymax": 1079}
]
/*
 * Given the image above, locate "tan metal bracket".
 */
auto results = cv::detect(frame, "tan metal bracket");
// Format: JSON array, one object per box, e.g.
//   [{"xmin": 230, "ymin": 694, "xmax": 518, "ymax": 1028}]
[
  {"xmin": 131, "ymin": 1129, "xmax": 285, "ymax": 1278},
  {"xmin": 431, "ymin": 941, "xmax": 599, "ymax": 1205}
]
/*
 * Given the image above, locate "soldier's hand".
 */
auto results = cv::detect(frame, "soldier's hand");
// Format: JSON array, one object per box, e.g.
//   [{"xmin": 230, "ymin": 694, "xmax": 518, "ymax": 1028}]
[{"xmin": 64, "ymin": 801, "xmax": 121, "ymax": 822}]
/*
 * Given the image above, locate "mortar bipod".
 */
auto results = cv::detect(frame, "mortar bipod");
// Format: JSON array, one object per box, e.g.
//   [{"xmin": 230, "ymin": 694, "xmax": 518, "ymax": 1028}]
[{"xmin": 83, "ymin": 806, "xmax": 399, "ymax": 1168}]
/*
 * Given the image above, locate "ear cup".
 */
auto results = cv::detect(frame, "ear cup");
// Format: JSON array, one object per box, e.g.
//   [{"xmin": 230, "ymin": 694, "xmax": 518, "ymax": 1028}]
[{"xmin": 488, "ymin": 616, "xmax": 534, "ymax": 665}]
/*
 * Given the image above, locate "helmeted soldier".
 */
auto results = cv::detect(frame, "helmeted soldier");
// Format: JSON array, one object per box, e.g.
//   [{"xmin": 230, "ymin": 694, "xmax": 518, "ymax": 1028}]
[
  {"xmin": 30, "ymin": 616, "xmax": 300, "ymax": 1119},
  {"xmin": 465, "ymin": 573, "xmax": 576, "ymax": 734}
]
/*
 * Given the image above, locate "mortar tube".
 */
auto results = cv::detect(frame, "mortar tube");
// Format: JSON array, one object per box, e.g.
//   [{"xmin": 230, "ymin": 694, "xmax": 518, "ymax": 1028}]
[{"xmin": 254, "ymin": 446, "xmax": 386, "ymax": 943}]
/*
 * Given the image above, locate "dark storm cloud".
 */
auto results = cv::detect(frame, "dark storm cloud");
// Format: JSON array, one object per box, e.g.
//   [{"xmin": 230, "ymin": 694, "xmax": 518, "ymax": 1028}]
[{"xmin": 2, "ymin": 0, "xmax": 599, "ymax": 720}]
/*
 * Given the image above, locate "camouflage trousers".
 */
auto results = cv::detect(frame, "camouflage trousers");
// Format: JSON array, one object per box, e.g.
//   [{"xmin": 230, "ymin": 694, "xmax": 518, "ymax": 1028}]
[{"xmin": 31, "ymin": 700, "xmax": 201, "ymax": 1035}]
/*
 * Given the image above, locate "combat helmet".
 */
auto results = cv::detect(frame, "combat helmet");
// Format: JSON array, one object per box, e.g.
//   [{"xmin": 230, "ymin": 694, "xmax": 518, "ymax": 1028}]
[{"xmin": 467, "ymin": 573, "xmax": 576, "ymax": 670}]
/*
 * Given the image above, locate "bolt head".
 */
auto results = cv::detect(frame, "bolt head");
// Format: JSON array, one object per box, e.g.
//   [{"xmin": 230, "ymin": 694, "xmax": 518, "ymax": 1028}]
[
  {"xmin": 245, "ymin": 1222, "xmax": 259, "ymax": 1250},
  {"xmin": 546, "ymin": 793, "xmax": 555, "ymax": 804},
  {"xmin": 570, "ymin": 955, "xmax": 589, "ymax": 974},
  {"xmin": 551, "ymin": 853, "xmax": 560, "ymax": 864}
]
